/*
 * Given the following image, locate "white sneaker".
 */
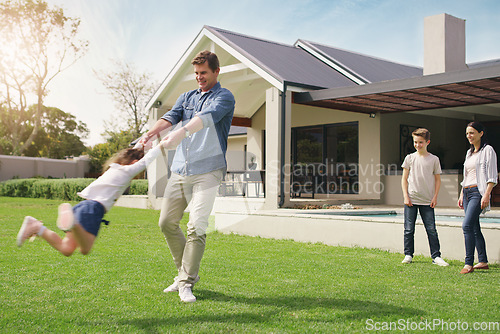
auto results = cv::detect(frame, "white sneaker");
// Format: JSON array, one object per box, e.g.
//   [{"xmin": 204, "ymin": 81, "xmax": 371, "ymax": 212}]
[
  {"xmin": 179, "ymin": 286, "xmax": 196, "ymax": 303},
  {"xmin": 432, "ymin": 257, "xmax": 449, "ymax": 267},
  {"xmin": 402, "ymin": 255, "xmax": 413, "ymax": 264},
  {"xmin": 57, "ymin": 203, "xmax": 74, "ymax": 231},
  {"xmin": 163, "ymin": 279, "xmax": 179, "ymax": 293},
  {"xmin": 163, "ymin": 275, "xmax": 200, "ymax": 293},
  {"xmin": 17, "ymin": 216, "xmax": 42, "ymax": 247}
]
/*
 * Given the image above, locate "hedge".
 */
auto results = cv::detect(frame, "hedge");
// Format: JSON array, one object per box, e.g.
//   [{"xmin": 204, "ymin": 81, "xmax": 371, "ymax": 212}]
[
  {"xmin": 0, "ymin": 178, "xmax": 149, "ymax": 201},
  {"xmin": 128, "ymin": 179, "xmax": 148, "ymax": 195}
]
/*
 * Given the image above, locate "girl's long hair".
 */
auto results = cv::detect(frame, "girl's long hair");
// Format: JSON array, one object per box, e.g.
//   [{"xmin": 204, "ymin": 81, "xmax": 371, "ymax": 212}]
[
  {"xmin": 467, "ymin": 121, "xmax": 488, "ymax": 153},
  {"xmin": 103, "ymin": 148, "xmax": 144, "ymax": 171}
]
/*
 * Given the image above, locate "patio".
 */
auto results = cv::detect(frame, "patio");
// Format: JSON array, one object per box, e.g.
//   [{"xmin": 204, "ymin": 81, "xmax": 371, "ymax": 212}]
[
  {"xmin": 214, "ymin": 204, "xmax": 500, "ymax": 264},
  {"xmin": 115, "ymin": 194, "xmax": 500, "ymax": 264}
]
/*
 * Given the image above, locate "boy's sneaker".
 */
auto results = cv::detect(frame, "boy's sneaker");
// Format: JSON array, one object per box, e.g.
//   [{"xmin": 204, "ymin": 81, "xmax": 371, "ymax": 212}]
[
  {"xmin": 179, "ymin": 285, "xmax": 196, "ymax": 303},
  {"xmin": 57, "ymin": 203, "xmax": 74, "ymax": 231},
  {"xmin": 402, "ymin": 255, "xmax": 413, "ymax": 264},
  {"xmin": 163, "ymin": 275, "xmax": 200, "ymax": 293},
  {"xmin": 17, "ymin": 216, "xmax": 42, "ymax": 247},
  {"xmin": 432, "ymin": 257, "xmax": 449, "ymax": 267}
]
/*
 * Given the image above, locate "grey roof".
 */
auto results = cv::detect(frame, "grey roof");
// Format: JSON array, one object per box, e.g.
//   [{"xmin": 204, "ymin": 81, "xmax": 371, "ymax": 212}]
[
  {"xmin": 206, "ymin": 26, "xmax": 356, "ymax": 89},
  {"xmin": 228, "ymin": 126, "xmax": 247, "ymax": 136},
  {"xmin": 206, "ymin": 26, "xmax": 423, "ymax": 89},
  {"xmin": 300, "ymin": 40, "xmax": 423, "ymax": 83},
  {"xmin": 468, "ymin": 58, "xmax": 500, "ymax": 69}
]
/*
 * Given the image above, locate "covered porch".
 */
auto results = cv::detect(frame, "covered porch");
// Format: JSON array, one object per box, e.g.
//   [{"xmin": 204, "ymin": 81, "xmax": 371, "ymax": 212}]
[{"xmin": 218, "ymin": 63, "xmax": 500, "ymax": 209}]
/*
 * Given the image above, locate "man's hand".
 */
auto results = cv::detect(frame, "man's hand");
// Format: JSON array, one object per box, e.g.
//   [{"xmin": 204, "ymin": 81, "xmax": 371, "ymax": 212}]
[
  {"xmin": 138, "ymin": 119, "xmax": 173, "ymax": 148},
  {"xmin": 138, "ymin": 133, "xmax": 153, "ymax": 147}
]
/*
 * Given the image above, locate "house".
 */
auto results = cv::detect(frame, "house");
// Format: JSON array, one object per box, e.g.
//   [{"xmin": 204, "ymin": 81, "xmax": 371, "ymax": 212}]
[{"xmin": 144, "ymin": 13, "xmax": 500, "ymax": 212}]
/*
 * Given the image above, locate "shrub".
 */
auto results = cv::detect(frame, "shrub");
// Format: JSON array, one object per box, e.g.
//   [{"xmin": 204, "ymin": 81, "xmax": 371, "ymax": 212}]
[
  {"xmin": 29, "ymin": 179, "xmax": 54, "ymax": 199},
  {"xmin": 129, "ymin": 180, "xmax": 148, "ymax": 195},
  {"xmin": 0, "ymin": 179, "xmax": 38, "ymax": 197},
  {"xmin": 0, "ymin": 178, "xmax": 149, "ymax": 200}
]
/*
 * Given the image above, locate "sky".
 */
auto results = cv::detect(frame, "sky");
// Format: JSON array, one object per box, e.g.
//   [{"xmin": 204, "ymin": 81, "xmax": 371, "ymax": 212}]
[{"xmin": 42, "ymin": 0, "xmax": 500, "ymax": 146}]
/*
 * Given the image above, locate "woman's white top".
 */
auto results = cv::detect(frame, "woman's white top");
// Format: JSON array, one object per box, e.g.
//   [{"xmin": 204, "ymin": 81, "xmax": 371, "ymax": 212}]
[
  {"xmin": 463, "ymin": 152, "xmax": 478, "ymax": 187},
  {"xmin": 78, "ymin": 145, "xmax": 163, "ymax": 212},
  {"xmin": 461, "ymin": 145, "xmax": 498, "ymax": 212}
]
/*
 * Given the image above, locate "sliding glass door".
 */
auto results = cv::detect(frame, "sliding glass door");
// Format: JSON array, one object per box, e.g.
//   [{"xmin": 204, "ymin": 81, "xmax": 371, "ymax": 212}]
[{"xmin": 291, "ymin": 122, "xmax": 358, "ymax": 196}]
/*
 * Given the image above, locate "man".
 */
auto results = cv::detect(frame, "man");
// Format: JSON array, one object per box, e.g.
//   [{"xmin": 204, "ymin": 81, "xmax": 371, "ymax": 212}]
[{"xmin": 140, "ymin": 50, "xmax": 235, "ymax": 302}]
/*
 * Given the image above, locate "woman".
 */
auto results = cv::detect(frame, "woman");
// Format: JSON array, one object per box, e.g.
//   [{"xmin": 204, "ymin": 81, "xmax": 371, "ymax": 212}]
[{"xmin": 457, "ymin": 122, "xmax": 498, "ymax": 274}]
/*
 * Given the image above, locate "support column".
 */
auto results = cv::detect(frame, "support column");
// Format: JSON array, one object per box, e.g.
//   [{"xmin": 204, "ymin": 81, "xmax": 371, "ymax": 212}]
[
  {"xmin": 147, "ymin": 107, "xmax": 169, "ymax": 198},
  {"xmin": 359, "ymin": 113, "xmax": 382, "ymax": 199},
  {"xmin": 282, "ymin": 91, "xmax": 292, "ymax": 207},
  {"xmin": 264, "ymin": 87, "xmax": 292, "ymax": 209},
  {"xmin": 264, "ymin": 87, "xmax": 281, "ymax": 209}
]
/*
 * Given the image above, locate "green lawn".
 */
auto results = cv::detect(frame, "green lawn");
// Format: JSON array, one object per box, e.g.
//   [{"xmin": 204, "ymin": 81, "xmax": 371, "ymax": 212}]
[{"xmin": 1, "ymin": 197, "xmax": 499, "ymax": 333}]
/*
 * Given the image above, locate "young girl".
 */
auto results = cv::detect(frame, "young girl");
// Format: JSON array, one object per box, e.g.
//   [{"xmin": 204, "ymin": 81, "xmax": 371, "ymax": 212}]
[
  {"xmin": 16, "ymin": 140, "xmax": 165, "ymax": 256},
  {"xmin": 458, "ymin": 122, "xmax": 498, "ymax": 274}
]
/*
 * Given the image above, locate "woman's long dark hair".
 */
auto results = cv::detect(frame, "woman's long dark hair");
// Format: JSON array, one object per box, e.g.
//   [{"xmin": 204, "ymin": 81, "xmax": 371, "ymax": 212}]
[{"xmin": 467, "ymin": 121, "xmax": 488, "ymax": 153}]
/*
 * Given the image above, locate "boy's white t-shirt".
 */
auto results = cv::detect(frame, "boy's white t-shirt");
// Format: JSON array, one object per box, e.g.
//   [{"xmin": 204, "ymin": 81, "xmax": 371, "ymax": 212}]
[{"xmin": 401, "ymin": 152, "xmax": 442, "ymax": 205}]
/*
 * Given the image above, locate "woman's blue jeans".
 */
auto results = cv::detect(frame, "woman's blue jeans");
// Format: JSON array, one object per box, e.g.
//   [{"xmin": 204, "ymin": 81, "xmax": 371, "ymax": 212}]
[
  {"xmin": 403, "ymin": 205, "xmax": 441, "ymax": 259},
  {"xmin": 462, "ymin": 187, "xmax": 488, "ymax": 265}
]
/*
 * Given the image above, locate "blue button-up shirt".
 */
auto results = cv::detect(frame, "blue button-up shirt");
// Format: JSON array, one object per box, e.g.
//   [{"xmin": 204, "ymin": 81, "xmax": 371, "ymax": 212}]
[{"xmin": 161, "ymin": 82, "xmax": 235, "ymax": 176}]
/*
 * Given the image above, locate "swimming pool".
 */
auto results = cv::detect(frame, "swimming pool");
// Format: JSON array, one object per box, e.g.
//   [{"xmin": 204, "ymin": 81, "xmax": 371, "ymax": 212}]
[{"xmin": 297, "ymin": 210, "xmax": 500, "ymax": 224}]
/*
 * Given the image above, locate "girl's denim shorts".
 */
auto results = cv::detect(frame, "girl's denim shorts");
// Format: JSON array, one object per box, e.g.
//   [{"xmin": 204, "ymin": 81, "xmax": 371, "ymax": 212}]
[{"xmin": 72, "ymin": 200, "xmax": 106, "ymax": 236}]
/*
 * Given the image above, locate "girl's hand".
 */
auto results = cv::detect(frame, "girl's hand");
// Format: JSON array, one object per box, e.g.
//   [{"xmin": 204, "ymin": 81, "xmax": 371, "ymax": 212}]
[
  {"xmin": 137, "ymin": 133, "xmax": 153, "ymax": 148},
  {"xmin": 160, "ymin": 129, "xmax": 184, "ymax": 150},
  {"xmin": 457, "ymin": 197, "xmax": 463, "ymax": 209}
]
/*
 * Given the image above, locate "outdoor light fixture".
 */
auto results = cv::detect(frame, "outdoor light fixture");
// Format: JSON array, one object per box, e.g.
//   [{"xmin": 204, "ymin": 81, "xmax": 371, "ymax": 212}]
[
  {"xmin": 369, "ymin": 113, "xmax": 376, "ymax": 118},
  {"xmin": 155, "ymin": 101, "xmax": 162, "ymax": 107}
]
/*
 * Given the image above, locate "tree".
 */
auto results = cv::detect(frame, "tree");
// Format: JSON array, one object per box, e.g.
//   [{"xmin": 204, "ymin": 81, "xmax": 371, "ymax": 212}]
[
  {"xmin": 0, "ymin": 0, "xmax": 88, "ymax": 155},
  {"xmin": 96, "ymin": 61, "xmax": 158, "ymax": 139},
  {"xmin": 85, "ymin": 142, "xmax": 115, "ymax": 177},
  {"xmin": 0, "ymin": 104, "xmax": 89, "ymax": 158},
  {"xmin": 30, "ymin": 106, "xmax": 89, "ymax": 158},
  {"xmin": 85, "ymin": 130, "xmax": 136, "ymax": 176}
]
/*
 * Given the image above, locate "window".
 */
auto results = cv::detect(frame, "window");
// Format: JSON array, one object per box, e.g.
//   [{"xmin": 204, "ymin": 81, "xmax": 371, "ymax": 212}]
[{"xmin": 291, "ymin": 122, "xmax": 358, "ymax": 195}]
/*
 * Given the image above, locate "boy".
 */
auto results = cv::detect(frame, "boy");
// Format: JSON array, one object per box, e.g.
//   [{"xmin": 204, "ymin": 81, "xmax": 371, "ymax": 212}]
[{"xmin": 401, "ymin": 128, "xmax": 448, "ymax": 266}]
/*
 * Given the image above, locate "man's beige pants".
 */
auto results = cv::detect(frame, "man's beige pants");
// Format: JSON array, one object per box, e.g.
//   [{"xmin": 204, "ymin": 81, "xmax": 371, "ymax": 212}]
[{"xmin": 158, "ymin": 169, "xmax": 223, "ymax": 288}]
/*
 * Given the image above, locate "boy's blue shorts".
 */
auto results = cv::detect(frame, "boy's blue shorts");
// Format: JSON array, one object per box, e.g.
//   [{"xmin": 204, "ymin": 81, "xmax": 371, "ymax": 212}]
[{"xmin": 72, "ymin": 200, "xmax": 107, "ymax": 236}]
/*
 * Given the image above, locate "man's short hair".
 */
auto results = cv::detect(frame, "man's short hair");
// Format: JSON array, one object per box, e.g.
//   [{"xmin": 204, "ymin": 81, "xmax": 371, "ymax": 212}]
[
  {"xmin": 191, "ymin": 50, "xmax": 219, "ymax": 72},
  {"xmin": 412, "ymin": 128, "xmax": 430, "ymax": 141}
]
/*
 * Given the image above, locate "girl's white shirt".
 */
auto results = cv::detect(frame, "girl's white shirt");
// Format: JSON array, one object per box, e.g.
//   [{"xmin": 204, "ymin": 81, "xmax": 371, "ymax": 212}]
[
  {"xmin": 78, "ymin": 145, "xmax": 163, "ymax": 212},
  {"xmin": 461, "ymin": 144, "xmax": 498, "ymax": 212}
]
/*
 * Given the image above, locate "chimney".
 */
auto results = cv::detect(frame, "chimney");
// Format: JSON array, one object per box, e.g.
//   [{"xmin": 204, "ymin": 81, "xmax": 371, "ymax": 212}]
[{"xmin": 424, "ymin": 13, "xmax": 467, "ymax": 75}]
